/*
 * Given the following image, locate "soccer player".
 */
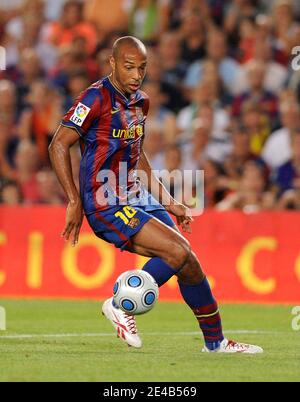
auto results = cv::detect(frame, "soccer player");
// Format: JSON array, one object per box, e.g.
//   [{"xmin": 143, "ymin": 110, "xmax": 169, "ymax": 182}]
[{"xmin": 49, "ymin": 36, "xmax": 263, "ymax": 354}]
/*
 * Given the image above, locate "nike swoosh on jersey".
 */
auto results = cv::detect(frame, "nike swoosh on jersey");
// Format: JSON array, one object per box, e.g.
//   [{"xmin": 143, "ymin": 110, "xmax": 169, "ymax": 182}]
[{"xmin": 111, "ymin": 108, "xmax": 121, "ymax": 115}]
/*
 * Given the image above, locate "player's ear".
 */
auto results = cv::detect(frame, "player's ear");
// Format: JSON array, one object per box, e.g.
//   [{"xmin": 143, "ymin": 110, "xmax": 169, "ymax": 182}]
[{"xmin": 110, "ymin": 56, "xmax": 115, "ymax": 73}]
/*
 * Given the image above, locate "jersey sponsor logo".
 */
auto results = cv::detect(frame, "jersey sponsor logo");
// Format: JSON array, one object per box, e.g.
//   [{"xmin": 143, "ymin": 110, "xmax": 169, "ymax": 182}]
[
  {"xmin": 112, "ymin": 125, "xmax": 144, "ymax": 140},
  {"xmin": 70, "ymin": 102, "xmax": 91, "ymax": 127}
]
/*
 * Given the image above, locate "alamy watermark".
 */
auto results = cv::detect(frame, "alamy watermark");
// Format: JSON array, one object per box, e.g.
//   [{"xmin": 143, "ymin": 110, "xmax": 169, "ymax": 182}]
[
  {"xmin": 95, "ymin": 163, "xmax": 205, "ymax": 216},
  {"xmin": 0, "ymin": 46, "xmax": 6, "ymax": 71},
  {"xmin": 291, "ymin": 306, "xmax": 300, "ymax": 331},
  {"xmin": 0, "ymin": 306, "xmax": 6, "ymax": 331},
  {"xmin": 291, "ymin": 46, "xmax": 300, "ymax": 71}
]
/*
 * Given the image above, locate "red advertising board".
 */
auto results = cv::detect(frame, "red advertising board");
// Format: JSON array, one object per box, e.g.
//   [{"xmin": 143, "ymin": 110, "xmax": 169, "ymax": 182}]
[{"xmin": 0, "ymin": 207, "xmax": 300, "ymax": 303}]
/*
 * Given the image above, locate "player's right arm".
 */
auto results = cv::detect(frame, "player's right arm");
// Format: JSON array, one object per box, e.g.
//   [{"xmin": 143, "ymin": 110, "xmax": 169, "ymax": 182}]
[{"xmin": 49, "ymin": 125, "xmax": 83, "ymax": 247}]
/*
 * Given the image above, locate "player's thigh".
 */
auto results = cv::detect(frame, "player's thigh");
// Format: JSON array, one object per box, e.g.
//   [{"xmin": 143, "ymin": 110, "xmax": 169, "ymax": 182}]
[
  {"xmin": 149, "ymin": 208, "xmax": 181, "ymax": 233},
  {"xmin": 131, "ymin": 217, "xmax": 191, "ymax": 269},
  {"xmin": 148, "ymin": 208, "xmax": 175, "ymax": 228}
]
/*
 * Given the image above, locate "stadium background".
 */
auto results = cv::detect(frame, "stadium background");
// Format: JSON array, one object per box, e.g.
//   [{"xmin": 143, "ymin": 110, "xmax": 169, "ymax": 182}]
[{"xmin": 0, "ymin": 0, "xmax": 300, "ymax": 304}]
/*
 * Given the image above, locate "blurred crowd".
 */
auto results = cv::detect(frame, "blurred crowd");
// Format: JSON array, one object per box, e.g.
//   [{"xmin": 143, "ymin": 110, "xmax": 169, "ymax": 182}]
[{"xmin": 1, "ymin": 0, "xmax": 300, "ymax": 212}]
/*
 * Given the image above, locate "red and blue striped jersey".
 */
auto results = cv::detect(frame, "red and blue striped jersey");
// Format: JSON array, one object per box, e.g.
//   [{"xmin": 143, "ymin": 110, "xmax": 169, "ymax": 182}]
[{"xmin": 61, "ymin": 76, "xmax": 150, "ymax": 214}]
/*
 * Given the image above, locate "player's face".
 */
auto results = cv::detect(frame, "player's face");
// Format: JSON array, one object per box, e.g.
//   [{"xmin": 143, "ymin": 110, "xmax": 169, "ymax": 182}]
[{"xmin": 111, "ymin": 48, "xmax": 147, "ymax": 95}]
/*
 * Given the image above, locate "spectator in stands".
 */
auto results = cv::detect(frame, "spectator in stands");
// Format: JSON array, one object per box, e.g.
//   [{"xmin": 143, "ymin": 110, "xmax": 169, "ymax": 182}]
[
  {"xmin": 234, "ymin": 39, "xmax": 288, "ymax": 95},
  {"xmin": 181, "ymin": 108, "xmax": 232, "ymax": 172},
  {"xmin": 16, "ymin": 5, "xmax": 57, "ymax": 73},
  {"xmin": 84, "ymin": 0, "xmax": 129, "ymax": 40},
  {"xmin": 45, "ymin": 0, "xmax": 97, "ymax": 56},
  {"xmin": 232, "ymin": 60, "xmax": 279, "ymax": 127},
  {"xmin": 146, "ymin": 50, "xmax": 186, "ymax": 113},
  {"xmin": 177, "ymin": 79, "xmax": 230, "ymax": 142},
  {"xmin": 262, "ymin": 100, "xmax": 300, "ymax": 170},
  {"xmin": 240, "ymin": 100, "xmax": 271, "ymax": 156},
  {"xmin": 277, "ymin": 188, "xmax": 300, "ymax": 209},
  {"xmin": 157, "ymin": 32, "xmax": 188, "ymax": 108},
  {"xmin": 44, "ymin": 0, "xmax": 67, "ymax": 22},
  {"xmin": 3, "ymin": 0, "xmax": 45, "ymax": 71},
  {"xmin": 97, "ymin": 48, "xmax": 113, "ymax": 78},
  {"xmin": 203, "ymin": 159, "xmax": 228, "ymax": 207},
  {"xmin": 36, "ymin": 169, "xmax": 64, "ymax": 205},
  {"xmin": 128, "ymin": 0, "xmax": 170, "ymax": 42},
  {"xmin": 237, "ymin": 17, "xmax": 257, "ymax": 64},
  {"xmin": 0, "ymin": 80, "xmax": 18, "ymax": 126},
  {"xmin": 64, "ymin": 71, "xmax": 90, "ymax": 110},
  {"xmin": 50, "ymin": 43, "xmax": 98, "ymax": 92},
  {"xmin": 177, "ymin": 5, "xmax": 208, "ymax": 65},
  {"xmin": 217, "ymin": 161, "xmax": 275, "ymax": 212},
  {"xmin": 206, "ymin": 0, "xmax": 228, "ymax": 26},
  {"xmin": 18, "ymin": 81, "xmax": 63, "ymax": 164},
  {"xmin": 185, "ymin": 29, "xmax": 241, "ymax": 95},
  {"xmin": 275, "ymin": 130, "xmax": 300, "ymax": 195},
  {"xmin": 223, "ymin": 124, "xmax": 268, "ymax": 183},
  {"xmin": 0, "ymin": 179, "xmax": 22, "ymax": 205},
  {"xmin": 224, "ymin": 0, "xmax": 258, "ymax": 46},
  {"xmin": 191, "ymin": 59, "xmax": 233, "ymax": 108},
  {"xmin": 16, "ymin": 48, "xmax": 44, "ymax": 112},
  {"xmin": 272, "ymin": 0, "xmax": 300, "ymax": 65},
  {"xmin": 0, "ymin": 121, "xmax": 19, "ymax": 180},
  {"xmin": 143, "ymin": 81, "xmax": 177, "ymax": 145},
  {"xmin": 14, "ymin": 140, "xmax": 41, "ymax": 204}
]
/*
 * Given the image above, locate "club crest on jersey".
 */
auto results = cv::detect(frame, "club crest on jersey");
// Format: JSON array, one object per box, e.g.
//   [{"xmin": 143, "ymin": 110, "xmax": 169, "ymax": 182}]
[
  {"xmin": 112, "ymin": 124, "xmax": 144, "ymax": 140},
  {"xmin": 70, "ymin": 102, "xmax": 91, "ymax": 127},
  {"xmin": 136, "ymin": 108, "xmax": 144, "ymax": 122}
]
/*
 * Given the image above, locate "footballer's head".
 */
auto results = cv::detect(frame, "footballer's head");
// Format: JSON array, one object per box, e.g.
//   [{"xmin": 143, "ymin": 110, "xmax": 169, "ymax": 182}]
[{"xmin": 110, "ymin": 36, "xmax": 147, "ymax": 95}]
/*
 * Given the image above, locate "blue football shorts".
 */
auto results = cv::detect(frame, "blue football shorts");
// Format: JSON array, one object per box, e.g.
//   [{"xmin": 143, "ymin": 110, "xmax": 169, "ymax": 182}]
[{"xmin": 86, "ymin": 202, "xmax": 175, "ymax": 252}]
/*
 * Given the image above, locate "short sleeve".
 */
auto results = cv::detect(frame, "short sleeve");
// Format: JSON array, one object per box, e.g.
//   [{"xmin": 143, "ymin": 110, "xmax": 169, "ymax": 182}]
[{"xmin": 61, "ymin": 87, "xmax": 101, "ymax": 137}]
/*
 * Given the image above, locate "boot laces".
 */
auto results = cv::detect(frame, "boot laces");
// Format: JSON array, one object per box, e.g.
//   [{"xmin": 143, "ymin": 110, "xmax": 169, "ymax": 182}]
[
  {"xmin": 226, "ymin": 340, "xmax": 248, "ymax": 350},
  {"xmin": 125, "ymin": 314, "xmax": 137, "ymax": 335}
]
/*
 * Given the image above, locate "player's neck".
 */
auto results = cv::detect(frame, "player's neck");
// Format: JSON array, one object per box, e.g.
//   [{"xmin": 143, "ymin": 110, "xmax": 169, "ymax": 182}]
[{"xmin": 109, "ymin": 74, "xmax": 129, "ymax": 100}]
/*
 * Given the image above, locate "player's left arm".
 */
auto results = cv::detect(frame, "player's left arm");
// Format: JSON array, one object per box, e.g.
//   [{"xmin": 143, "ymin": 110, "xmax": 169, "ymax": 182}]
[{"xmin": 138, "ymin": 149, "xmax": 193, "ymax": 234}]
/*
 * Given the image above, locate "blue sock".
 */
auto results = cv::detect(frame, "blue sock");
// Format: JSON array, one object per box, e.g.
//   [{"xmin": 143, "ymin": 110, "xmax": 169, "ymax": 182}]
[
  {"xmin": 179, "ymin": 278, "xmax": 224, "ymax": 351},
  {"xmin": 143, "ymin": 257, "xmax": 176, "ymax": 287},
  {"xmin": 143, "ymin": 259, "xmax": 224, "ymax": 351}
]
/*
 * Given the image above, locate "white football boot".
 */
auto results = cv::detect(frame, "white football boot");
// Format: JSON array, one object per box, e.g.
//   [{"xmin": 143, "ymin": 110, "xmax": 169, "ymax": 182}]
[
  {"xmin": 202, "ymin": 339, "xmax": 263, "ymax": 354},
  {"xmin": 102, "ymin": 298, "xmax": 142, "ymax": 348}
]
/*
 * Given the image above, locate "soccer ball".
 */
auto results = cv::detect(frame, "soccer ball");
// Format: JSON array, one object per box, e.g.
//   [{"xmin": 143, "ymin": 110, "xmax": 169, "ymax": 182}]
[{"xmin": 113, "ymin": 270, "xmax": 159, "ymax": 315}]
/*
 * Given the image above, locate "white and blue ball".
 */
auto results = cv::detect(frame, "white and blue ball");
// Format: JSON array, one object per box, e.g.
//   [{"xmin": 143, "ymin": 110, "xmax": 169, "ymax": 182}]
[{"xmin": 113, "ymin": 270, "xmax": 159, "ymax": 315}]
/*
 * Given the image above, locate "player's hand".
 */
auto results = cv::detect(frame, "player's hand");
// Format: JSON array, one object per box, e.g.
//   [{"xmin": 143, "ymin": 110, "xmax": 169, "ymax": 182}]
[
  {"xmin": 166, "ymin": 202, "xmax": 194, "ymax": 234},
  {"xmin": 62, "ymin": 200, "xmax": 84, "ymax": 247}
]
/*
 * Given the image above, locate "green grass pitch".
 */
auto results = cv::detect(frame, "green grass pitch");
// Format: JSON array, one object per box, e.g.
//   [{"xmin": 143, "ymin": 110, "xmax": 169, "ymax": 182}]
[{"xmin": 0, "ymin": 300, "xmax": 299, "ymax": 382}]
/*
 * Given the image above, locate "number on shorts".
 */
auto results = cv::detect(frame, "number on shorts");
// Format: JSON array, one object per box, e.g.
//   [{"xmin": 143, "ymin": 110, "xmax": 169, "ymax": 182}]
[{"xmin": 115, "ymin": 206, "xmax": 137, "ymax": 225}]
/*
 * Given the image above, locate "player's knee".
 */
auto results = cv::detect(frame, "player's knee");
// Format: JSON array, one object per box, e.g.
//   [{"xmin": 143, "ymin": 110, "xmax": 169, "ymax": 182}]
[
  {"xmin": 177, "ymin": 251, "xmax": 205, "ymax": 284},
  {"xmin": 164, "ymin": 238, "xmax": 192, "ymax": 271}
]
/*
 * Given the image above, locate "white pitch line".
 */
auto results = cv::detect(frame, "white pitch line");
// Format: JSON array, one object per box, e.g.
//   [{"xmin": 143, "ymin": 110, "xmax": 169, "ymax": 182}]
[{"xmin": 0, "ymin": 330, "xmax": 286, "ymax": 340}]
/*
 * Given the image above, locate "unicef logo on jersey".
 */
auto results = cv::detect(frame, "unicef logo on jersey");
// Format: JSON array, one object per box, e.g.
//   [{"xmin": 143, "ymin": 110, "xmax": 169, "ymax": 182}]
[
  {"xmin": 70, "ymin": 102, "xmax": 91, "ymax": 127},
  {"xmin": 112, "ymin": 124, "xmax": 144, "ymax": 140}
]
